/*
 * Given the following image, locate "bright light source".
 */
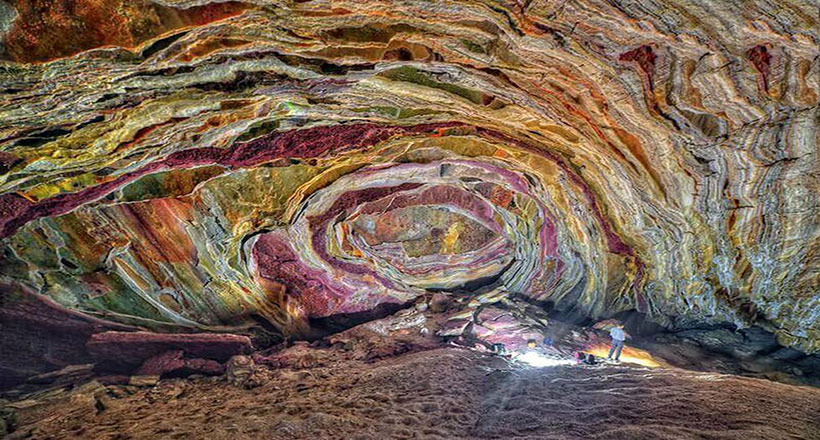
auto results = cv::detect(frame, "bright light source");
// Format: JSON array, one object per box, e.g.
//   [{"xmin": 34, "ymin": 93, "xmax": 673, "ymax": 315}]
[
  {"xmin": 516, "ymin": 351, "xmax": 575, "ymax": 368},
  {"xmin": 585, "ymin": 345, "xmax": 661, "ymax": 368}
]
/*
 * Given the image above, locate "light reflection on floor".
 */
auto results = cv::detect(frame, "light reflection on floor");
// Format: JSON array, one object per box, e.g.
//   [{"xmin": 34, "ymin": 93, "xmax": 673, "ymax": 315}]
[{"xmin": 515, "ymin": 350, "xmax": 576, "ymax": 367}]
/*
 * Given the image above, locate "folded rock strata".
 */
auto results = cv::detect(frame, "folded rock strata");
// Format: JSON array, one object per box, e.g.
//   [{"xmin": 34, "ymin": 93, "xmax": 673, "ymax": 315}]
[{"xmin": 0, "ymin": 0, "xmax": 817, "ymax": 365}]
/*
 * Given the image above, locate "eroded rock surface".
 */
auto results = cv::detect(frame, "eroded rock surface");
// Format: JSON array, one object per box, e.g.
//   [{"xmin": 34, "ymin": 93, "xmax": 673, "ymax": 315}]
[
  {"xmin": 7, "ymin": 348, "xmax": 820, "ymax": 439},
  {"xmin": 0, "ymin": 0, "xmax": 818, "ymax": 379}
]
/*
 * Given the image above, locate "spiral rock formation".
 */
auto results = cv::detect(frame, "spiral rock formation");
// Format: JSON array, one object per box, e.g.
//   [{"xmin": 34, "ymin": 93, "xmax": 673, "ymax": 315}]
[{"xmin": 0, "ymin": 0, "xmax": 817, "ymax": 359}]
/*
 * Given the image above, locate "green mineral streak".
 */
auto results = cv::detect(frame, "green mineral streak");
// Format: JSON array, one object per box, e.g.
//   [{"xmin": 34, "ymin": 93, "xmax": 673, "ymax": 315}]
[
  {"xmin": 9, "ymin": 226, "xmax": 60, "ymax": 270},
  {"xmin": 119, "ymin": 174, "xmax": 169, "ymax": 202},
  {"xmin": 380, "ymin": 66, "xmax": 486, "ymax": 105},
  {"xmin": 235, "ymin": 120, "xmax": 282, "ymax": 142},
  {"xmin": 351, "ymin": 106, "xmax": 439, "ymax": 119},
  {"xmin": 202, "ymin": 164, "xmax": 321, "ymax": 224},
  {"xmin": 45, "ymin": 270, "xmax": 168, "ymax": 322},
  {"xmin": 321, "ymin": 24, "xmax": 417, "ymax": 43},
  {"xmin": 460, "ymin": 39, "xmax": 487, "ymax": 54},
  {"xmin": 118, "ymin": 165, "xmax": 226, "ymax": 202},
  {"xmin": 0, "ymin": 245, "xmax": 29, "ymax": 279}
]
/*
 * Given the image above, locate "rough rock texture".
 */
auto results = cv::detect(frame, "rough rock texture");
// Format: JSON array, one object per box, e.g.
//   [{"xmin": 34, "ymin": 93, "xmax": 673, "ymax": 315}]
[
  {"xmin": 224, "ymin": 355, "xmax": 262, "ymax": 388},
  {"xmin": 8, "ymin": 348, "xmax": 820, "ymax": 439},
  {"xmin": 0, "ymin": 1, "xmax": 249, "ymax": 63},
  {"xmin": 0, "ymin": 285, "xmax": 134, "ymax": 388},
  {"xmin": 87, "ymin": 331, "xmax": 253, "ymax": 371},
  {"xmin": 0, "ymin": 0, "xmax": 818, "ymax": 360},
  {"xmin": 135, "ymin": 350, "xmax": 225, "ymax": 377}
]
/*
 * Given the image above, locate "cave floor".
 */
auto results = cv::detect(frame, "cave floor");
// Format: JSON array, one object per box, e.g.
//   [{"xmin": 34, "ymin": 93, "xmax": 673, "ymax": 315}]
[{"xmin": 10, "ymin": 347, "xmax": 820, "ymax": 440}]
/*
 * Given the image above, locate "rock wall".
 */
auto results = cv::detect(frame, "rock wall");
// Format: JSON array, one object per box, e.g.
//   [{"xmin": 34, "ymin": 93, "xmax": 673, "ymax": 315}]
[{"xmin": 0, "ymin": 1, "xmax": 818, "ymax": 351}]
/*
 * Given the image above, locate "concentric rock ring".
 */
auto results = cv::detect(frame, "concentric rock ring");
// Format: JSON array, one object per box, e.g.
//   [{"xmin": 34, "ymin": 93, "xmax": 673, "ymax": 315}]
[{"xmin": 243, "ymin": 128, "xmax": 646, "ymax": 331}]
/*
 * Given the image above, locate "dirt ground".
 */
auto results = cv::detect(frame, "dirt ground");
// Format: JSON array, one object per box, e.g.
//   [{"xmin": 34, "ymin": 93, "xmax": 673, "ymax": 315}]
[{"xmin": 8, "ymin": 347, "xmax": 820, "ymax": 440}]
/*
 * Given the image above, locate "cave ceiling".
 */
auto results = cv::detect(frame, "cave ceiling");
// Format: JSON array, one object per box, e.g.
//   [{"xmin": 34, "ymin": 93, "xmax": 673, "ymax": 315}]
[{"xmin": 0, "ymin": 0, "xmax": 818, "ymax": 351}]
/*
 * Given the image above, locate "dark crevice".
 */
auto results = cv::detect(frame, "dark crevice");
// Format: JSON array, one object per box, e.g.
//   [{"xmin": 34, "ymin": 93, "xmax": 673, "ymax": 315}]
[
  {"xmin": 277, "ymin": 54, "xmax": 376, "ymax": 75},
  {"xmin": 308, "ymin": 300, "xmax": 414, "ymax": 338},
  {"xmin": 13, "ymin": 127, "xmax": 72, "ymax": 148},
  {"xmin": 75, "ymin": 115, "xmax": 105, "ymax": 129},
  {"xmin": 125, "ymin": 65, "xmax": 198, "ymax": 80},
  {"xmin": 427, "ymin": 273, "xmax": 503, "ymax": 295},
  {"xmin": 59, "ymin": 258, "xmax": 78, "ymax": 270},
  {"xmin": 247, "ymin": 314, "xmax": 286, "ymax": 348},
  {"xmin": 140, "ymin": 31, "xmax": 188, "ymax": 59},
  {"xmin": 426, "ymin": 258, "xmax": 513, "ymax": 295},
  {"xmin": 189, "ymin": 71, "xmax": 289, "ymax": 92}
]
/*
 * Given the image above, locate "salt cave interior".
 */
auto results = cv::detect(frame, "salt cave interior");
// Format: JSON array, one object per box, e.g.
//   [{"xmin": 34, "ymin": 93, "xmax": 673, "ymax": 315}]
[{"xmin": 0, "ymin": 0, "xmax": 819, "ymax": 439}]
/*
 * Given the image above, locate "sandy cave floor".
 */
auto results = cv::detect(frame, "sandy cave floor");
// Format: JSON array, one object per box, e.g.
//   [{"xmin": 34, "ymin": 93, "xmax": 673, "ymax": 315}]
[{"xmin": 9, "ymin": 347, "xmax": 820, "ymax": 440}]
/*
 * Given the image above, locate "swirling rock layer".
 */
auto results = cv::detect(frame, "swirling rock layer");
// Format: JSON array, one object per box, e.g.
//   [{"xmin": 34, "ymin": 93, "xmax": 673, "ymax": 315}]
[{"xmin": 0, "ymin": 1, "xmax": 818, "ymax": 354}]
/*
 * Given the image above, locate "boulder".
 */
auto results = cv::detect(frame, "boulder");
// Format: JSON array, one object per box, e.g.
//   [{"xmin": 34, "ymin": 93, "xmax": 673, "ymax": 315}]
[
  {"xmin": 472, "ymin": 307, "xmax": 542, "ymax": 352},
  {"xmin": 429, "ymin": 293, "xmax": 453, "ymax": 313},
  {"xmin": 136, "ymin": 350, "xmax": 225, "ymax": 377},
  {"xmin": 225, "ymin": 355, "xmax": 258, "ymax": 388},
  {"xmin": 87, "ymin": 331, "xmax": 253, "ymax": 372},
  {"xmin": 128, "ymin": 375, "xmax": 159, "ymax": 387},
  {"xmin": 25, "ymin": 364, "xmax": 94, "ymax": 386},
  {"xmin": 0, "ymin": 289, "xmax": 131, "ymax": 390},
  {"xmin": 436, "ymin": 319, "xmax": 471, "ymax": 337}
]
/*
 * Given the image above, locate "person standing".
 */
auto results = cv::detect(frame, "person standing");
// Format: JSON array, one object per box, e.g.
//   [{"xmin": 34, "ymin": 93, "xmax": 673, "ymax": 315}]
[{"xmin": 607, "ymin": 324, "xmax": 627, "ymax": 362}]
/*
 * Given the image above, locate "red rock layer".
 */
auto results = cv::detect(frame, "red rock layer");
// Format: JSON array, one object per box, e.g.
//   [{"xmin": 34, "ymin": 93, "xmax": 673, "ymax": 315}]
[{"xmin": 2, "ymin": 0, "xmax": 248, "ymax": 63}]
